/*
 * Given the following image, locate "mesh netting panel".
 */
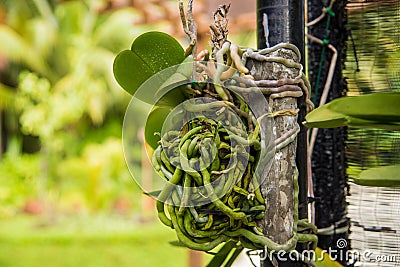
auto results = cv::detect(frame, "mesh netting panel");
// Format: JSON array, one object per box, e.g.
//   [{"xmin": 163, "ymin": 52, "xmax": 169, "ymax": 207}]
[
  {"xmin": 345, "ymin": 0, "xmax": 400, "ymax": 94},
  {"xmin": 347, "ymin": 129, "xmax": 400, "ymax": 175},
  {"xmin": 346, "ymin": 1, "xmax": 400, "ymax": 266}
]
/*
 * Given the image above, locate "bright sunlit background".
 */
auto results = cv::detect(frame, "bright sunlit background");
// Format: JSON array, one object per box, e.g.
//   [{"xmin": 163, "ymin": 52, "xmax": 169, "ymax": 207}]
[{"xmin": 0, "ymin": 0, "xmax": 256, "ymax": 266}]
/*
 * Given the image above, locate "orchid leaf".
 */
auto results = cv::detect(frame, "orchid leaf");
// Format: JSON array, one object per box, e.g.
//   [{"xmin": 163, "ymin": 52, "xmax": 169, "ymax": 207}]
[
  {"xmin": 305, "ymin": 92, "xmax": 400, "ymax": 130},
  {"xmin": 206, "ymin": 241, "xmax": 241, "ymax": 267},
  {"xmin": 113, "ymin": 31, "xmax": 185, "ymax": 96},
  {"xmin": 145, "ymin": 107, "xmax": 171, "ymax": 150},
  {"xmin": 353, "ymin": 165, "xmax": 400, "ymax": 187}
]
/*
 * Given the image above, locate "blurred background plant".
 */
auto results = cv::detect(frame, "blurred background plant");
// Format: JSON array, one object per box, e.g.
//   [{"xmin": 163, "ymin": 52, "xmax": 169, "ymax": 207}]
[
  {"xmin": 0, "ymin": 1, "xmax": 256, "ymax": 266},
  {"xmin": 0, "ymin": 0, "xmax": 151, "ymax": 217},
  {"xmin": 4, "ymin": 1, "xmax": 396, "ymax": 267},
  {"xmin": 0, "ymin": 0, "xmax": 256, "ymax": 218},
  {"xmin": 0, "ymin": 0, "xmax": 181, "ymax": 266}
]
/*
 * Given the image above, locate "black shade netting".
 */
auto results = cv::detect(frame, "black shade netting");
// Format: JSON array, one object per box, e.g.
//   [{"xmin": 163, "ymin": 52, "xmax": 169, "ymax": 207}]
[
  {"xmin": 307, "ymin": 0, "xmax": 349, "ymax": 263},
  {"xmin": 345, "ymin": 1, "xmax": 400, "ymax": 266}
]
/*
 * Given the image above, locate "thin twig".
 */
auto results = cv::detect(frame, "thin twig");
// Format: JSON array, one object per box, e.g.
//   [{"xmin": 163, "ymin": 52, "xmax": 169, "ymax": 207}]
[
  {"xmin": 179, "ymin": 0, "xmax": 188, "ymax": 34},
  {"xmin": 179, "ymin": 0, "xmax": 198, "ymax": 80},
  {"xmin": 209, "ymin": 4, "xmax": 230, "ymax": 55}
]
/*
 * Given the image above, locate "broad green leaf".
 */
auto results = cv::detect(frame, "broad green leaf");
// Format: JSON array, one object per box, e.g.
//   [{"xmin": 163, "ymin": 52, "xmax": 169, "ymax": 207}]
[
  {"xmin": 158, "ymin": 57, "xmax": 194, "ymax": 92},
  {"xmin": 353, "ymin": 165, "xmax": 400, "ymax": 187},
  {"xmin": 328, "ymin": 92, "xmax": 400, "ymax": 122},
  {"xmin": 304, "ymin": 104, "xmax": 347, "ymax": 128},
  {"xmin": 131, "ymin": 70, "xmax": 188, "ymax": 108},
  {"xmin": 113, "ymin": 31, "xmax": 185, "ymax": 96},
  {"xmin": 138, "ymin": 57, "xmax": 194, "ymax": 107},
  {"xmin": 152, "ymin": 57, "xmax": 194, "ymax": 103},
  {"xmin": 145, "ymin": 107, "xmax": 171, "ymax": 150},
  {"xmin": 155, "ymin": 85, "xmax": 187, "ymax": 107},
  {"xmin": 206, "ymin": 241, "xmax": 239, "ymax": 267},
  {"xmin": 304, "ymin": 93, "xmax": 400, "ymax": 130},
  {"xmin": 223, "ymin": 246, "xmax": 244, "ymax": 267}
]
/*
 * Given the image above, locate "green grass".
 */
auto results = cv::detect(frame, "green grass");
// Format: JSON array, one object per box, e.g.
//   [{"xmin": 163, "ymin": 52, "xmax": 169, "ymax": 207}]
[{"xmin": 0, "ymin": 214, "xmax": 193, "ymax": 267}]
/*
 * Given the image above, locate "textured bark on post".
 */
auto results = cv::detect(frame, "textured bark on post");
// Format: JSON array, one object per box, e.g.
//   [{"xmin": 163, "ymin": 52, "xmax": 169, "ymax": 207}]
[
  {"xmin": 247, "ymin": 50, "xmax": 300, "ymax": 245},
  {"xmin": 256, "ymin": 0, "xmax": 307, "ymax": 266}
]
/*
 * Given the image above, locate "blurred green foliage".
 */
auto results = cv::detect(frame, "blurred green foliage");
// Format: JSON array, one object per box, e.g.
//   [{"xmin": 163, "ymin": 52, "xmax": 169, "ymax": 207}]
[
  {"xmin": 0, "ymin": 1, "xmax": 265, "ymax": 218},
  {"xmin": 0, "ymin": 1, "xmax": 257, "ymax": 266},
  {"xmin": 0, "ymin": 153, "xmax": 39, "ymax": 217},
  {"xmin": 0, "ymin": 0, "xmax": 160, "ymax": 216},
  {"xmin": 0, "ymin": 215, "xmax": 191, "ymax": 267}
]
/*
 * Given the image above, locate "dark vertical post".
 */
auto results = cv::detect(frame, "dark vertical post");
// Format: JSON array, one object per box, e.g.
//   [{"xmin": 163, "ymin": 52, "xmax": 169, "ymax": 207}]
[
  {"xmin": 257, "ymin": 0, "xmax": 305, "ymax": 60},
  {"xmin": 307, "ymin": 0, "xmax": 349, "ymax": 265},
  {"xmin": 257, "ymin": 1, "xmax": 308, "ymax": 266}
]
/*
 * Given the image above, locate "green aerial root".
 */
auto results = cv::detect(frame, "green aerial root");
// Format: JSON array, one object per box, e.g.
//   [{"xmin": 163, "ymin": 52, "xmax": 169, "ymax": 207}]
[{"xmin": 151, "ymin": 43, "xmax": 318, "ymax": 256}]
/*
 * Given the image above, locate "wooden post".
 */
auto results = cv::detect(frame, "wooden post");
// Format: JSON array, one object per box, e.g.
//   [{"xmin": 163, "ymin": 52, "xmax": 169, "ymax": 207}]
[{"xmin": 255, "ymin": 0, "xmax": 308, "ymax": 266}]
